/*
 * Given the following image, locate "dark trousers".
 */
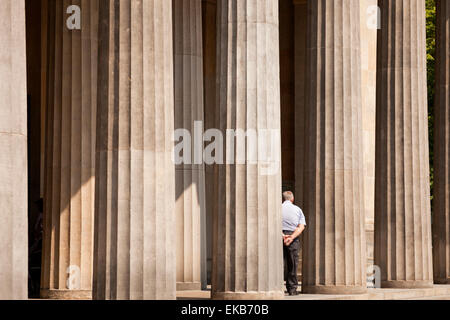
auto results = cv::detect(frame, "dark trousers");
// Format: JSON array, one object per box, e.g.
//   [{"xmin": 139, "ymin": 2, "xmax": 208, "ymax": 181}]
[{"xmin": 283, "ymin": 231, "xmax": 300, "ymax": 293}]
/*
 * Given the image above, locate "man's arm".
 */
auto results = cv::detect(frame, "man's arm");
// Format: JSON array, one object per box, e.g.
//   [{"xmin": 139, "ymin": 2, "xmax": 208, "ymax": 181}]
[
  {"xmin": 291, "ymin": 224, "xmax": 306, "ymax": 239},
  {"xmin": 284, "ymin": 224, "xmax": 305, "ymax": 246}
]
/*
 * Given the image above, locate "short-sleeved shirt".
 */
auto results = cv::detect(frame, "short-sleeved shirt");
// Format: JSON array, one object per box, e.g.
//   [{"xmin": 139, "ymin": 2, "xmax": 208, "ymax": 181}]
[{"xmin": 282, "ymin": 201, "xmax": 306, "ymax": 232}]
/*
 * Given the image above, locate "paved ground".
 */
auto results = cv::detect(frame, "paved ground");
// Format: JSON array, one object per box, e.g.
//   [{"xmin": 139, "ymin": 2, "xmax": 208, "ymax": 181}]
[{"xmin": 176, "ymin": 285, "xmax": 450, "ymax": 300}]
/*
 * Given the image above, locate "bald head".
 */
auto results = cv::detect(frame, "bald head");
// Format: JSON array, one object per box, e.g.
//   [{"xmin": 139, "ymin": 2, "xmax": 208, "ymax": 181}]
[{"xmin": 283, "ymin": 191, "xmax": 294, "ymax": 203}]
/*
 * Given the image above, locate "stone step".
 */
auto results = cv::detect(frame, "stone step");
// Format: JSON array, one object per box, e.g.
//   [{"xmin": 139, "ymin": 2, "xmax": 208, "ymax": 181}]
[
  {"xmin": 176, "ymin": 285, "xmax": 450, "ymax": 300},
  {"xmin": 411, "ymin": 296, "xmax": 450, "ymax": 300},
  {"xmin": 367, "ymin": 285, "xmax": 450, "ymax": 300}
]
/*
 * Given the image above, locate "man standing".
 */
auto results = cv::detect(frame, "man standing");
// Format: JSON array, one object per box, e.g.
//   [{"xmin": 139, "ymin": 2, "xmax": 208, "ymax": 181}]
[{"xmin": 282, "ymin": 191, "xmax": 306, "ymax": 296}]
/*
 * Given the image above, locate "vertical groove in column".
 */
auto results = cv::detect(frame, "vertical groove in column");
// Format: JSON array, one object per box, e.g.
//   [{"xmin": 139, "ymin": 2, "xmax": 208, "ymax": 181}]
[
  {"xmin": 212, "ymin": 0, "xmax": 284, "ymax": 300},
  {"xmin": 302, "ymin": 0, "xmax": 367, "ymax": 295},
  {"xmin": 0, "ymin": 0, "xmax": 28, "ymax": 300},
  {"xmin": 173, "ymin": 0, "xmax": 206, "ymax": 291},
  {"xmin": 93, "ymin": 0, "xmax": 176, "ymax": 300},
  {"xmin": 433, "ymin": 0, "xmax": 450, "ymax": 285},
  {"xmin": 375, "ymin": 0, "xmax": 434, "ymax": 288},
  {"xmin": 41, "ymin": 0, "xmax": 98, "ymax": 300}
]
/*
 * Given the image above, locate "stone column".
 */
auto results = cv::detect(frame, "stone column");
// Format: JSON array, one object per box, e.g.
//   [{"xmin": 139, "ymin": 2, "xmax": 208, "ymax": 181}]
[
  {"xmin": 360, "ymin": 0, "xmax": 378, "ymax": 282},
  {"xmin": 293, "ymin": 0, "xmax": 307, "ymax": 285},
  {"xmin": 93, "ymin": 0, "xmax": 176, "ymax": 300},
  {"xmin": 279, "ymin": 0, "xmax": 295, "ymax": 194},
  {"xmin": 302, "ymin": 0, "xmax": 367, "ymax": 295},
  {"xmin": 375, "ymin": 0, "xmax": 434, "ymax": 289},
  {"xmin": 293, "ymin": 0, "xmax": 306, "ymax": 205},
  {"xmin": 0, "ymin": 0, "xmax": 28, "ymax": 300},
  {"xmin": 41, "ymin": 0, "xmax": 98, "ymax": 300},
  {"xmin": 173, "ymin": 0, "xmax": 207, "ymax": 291},
  {"xmin": 212, "ymin": 0, "xmax": 284, "ymax": 300},
  {"xmin": 433, "ymin": 0, "xmax": 450, "ymax": 285},
  {"xmin": 202, "ymin": 0, "xmax": 217, "ymax": 286}
]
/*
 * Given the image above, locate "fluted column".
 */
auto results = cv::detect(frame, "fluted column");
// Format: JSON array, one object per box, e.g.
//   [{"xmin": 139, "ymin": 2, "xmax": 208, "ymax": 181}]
[
  {"xmin": 360, "ymin": 0, "xmax": 378, "ymax": 280},
  {"xmin": 93, "ymin": 0, "xmax": 176, "ymax": 300},
  {"xmin": 202, "ymin": 0, "xmax": 217, "ymax": 286},
  {"xmin": 433, "ymin": 0, "xmax": 450, "ymax": 285},
  {"xmin": 173, "ymin": 0, "xmax": 207, "ymax": 291},
  {"xmin": 375, "ymin": 0, "xmax": 434, "ymax": 289},
  {"xmin": 293, "ymin": 0, "xmax": 307, "ymax": 284},
  {"xmin": 41, "ymin": 0, "xmax": 98, "ymax": 300},
  {"xmin": 0, "ymin": 0, "xmax": 28, "ymax": 300},
  {"xmin": 212, "ymin": 0, "xmax": 284, "ymax": 300},
  {"xmin": 293, "ymin": 0, "xmax": 307, "ymax": 206},
  {"xmin": 302, "ymin": 0, "xmax": 367, "ymax": 295}
]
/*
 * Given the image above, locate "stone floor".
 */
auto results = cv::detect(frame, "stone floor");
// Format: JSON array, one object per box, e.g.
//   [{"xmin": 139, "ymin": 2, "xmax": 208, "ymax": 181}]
[{"xmin": 176, "ymin": 286, "xmax": 450, "ymax": 300}]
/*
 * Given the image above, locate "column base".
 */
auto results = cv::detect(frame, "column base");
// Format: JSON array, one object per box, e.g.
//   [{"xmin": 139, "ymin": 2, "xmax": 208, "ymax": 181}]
[
  {"xmin": 302, "ymin": 285, "xmax": 367, "ymax": 295},
  {"xmin": 434, "ymin": 278, "xmax": 450, "ymax": 285},
  {"xmin": 176, "ymin": 282, "xmax": 202, "ymax": 291},
  {"xmin": 381, "ymin": 280, "xmax": 434, "ymax": 289},
  {"xmin": 212, "ymin": 291, "xmax": 285, "ymax": 300},
  {"xmin": 40, "ymin": 289, "xmax": 92, "ymax": 300}
]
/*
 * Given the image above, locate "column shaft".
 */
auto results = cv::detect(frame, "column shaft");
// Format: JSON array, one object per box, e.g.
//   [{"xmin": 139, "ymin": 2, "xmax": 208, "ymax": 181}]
[
  {"xmin": 293, "ymin": 0, "xmax": 307, "ymax": 285},
  {"xmin": 202, "ymin": 0, "xmax": 217, "ymax": 286},
  {"xmin": 173, "ymin": 0, "xmax": 207, "ymax": 291},
  {"xmin": 0, "ymin": 0, "xmax": 28, "ymax": 300},
  {"xmin": 360, "ymin": 0, "xmax": 378, "ymax": 282},
  {"xmin": 293, "ymin": 0, "xmax": 307, "ymax": 207},
  {"xmin": 41, "ymin": 0, "xmax": 98, "ymax": 300},
  {"xmin": 93, "ymin": 0, "xmax": 176, "ymax": 300},
  {"xmin": 212, "ymin": 0, "xmax": 284, "ymax": 300},
  {"xmin": 375, "ymin": 0, "xmax": 434, "ymax": 288},
  {"xmin": 302, "ymin": 0, "xmax": 367, "ymax": 295},
  {"xmin": 433, "ymin": 0, "xmax": 450, "ymax": 285},
  {"xmin": 279, "ymin": 0, "xmax": 295, "ymax": 194}
]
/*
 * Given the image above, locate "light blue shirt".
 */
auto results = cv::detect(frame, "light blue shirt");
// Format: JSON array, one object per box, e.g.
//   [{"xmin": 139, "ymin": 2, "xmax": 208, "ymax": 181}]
[{"xmin": 282, "ymin": 201, "xmax": 306, "ymax": 232}]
